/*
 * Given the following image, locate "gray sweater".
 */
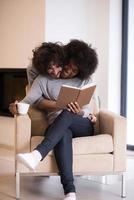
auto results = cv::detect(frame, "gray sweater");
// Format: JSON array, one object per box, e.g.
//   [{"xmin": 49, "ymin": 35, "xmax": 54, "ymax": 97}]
[{"xmin": 22, "ymin": 75, "xmax": 92, "ymax": 124}]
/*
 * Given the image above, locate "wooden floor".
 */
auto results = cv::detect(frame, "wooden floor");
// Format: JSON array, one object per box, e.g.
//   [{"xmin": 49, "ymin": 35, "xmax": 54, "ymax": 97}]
[{"xmin": 0, "ymin": 154, "xmax": 134, "ymax": 200}]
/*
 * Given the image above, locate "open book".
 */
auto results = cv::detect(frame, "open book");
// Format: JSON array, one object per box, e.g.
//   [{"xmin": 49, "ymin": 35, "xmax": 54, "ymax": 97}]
[{"xmin": 56, "ymin": 83, "xmax": 96, "ymax": 108}]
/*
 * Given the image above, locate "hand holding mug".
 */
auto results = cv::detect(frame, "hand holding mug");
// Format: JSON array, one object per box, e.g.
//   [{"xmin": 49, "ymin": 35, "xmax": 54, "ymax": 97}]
[
  {"xmin": 9, "ymin": 100, "xmax": 18, "ymax": 115},
  {"xmin": 9, "ymin": 101, "xmax": 30, "ymax": 115}
]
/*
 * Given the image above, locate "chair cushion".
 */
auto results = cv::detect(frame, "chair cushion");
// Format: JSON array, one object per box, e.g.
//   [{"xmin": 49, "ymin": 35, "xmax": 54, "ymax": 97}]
[
  {"xmin": 29, "ymin": 107, "xmax": 48, "ymax": 136},
  {"xmin": 31, "ymin": 134, "xmax": 113, "ymax": 155}
]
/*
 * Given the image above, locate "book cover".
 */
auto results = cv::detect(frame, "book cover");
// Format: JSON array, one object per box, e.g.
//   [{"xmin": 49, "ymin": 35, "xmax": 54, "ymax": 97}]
[{"xmin": 56, "ymin": 83, "xmax": 96, "ymax": 108}]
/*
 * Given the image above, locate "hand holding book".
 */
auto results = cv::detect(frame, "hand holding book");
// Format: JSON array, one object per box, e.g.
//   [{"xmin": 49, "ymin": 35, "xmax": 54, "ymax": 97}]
[
  {"xmin": 67, "ymin": 101, "xmax": 84, "ymax": 115},
  {"xmin": 67, "ymin": 101, "xmax": 97, "ymax": 122}
]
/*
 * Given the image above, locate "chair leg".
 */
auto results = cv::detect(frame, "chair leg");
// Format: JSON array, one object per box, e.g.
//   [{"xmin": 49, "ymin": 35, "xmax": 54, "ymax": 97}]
[
  {"xmin": 121, "ymin": 172, "xmax": 126, "ymax": 198},
  {"xmin": 16, "ymin": 172, "xmax": 20, "ymax": 199}
]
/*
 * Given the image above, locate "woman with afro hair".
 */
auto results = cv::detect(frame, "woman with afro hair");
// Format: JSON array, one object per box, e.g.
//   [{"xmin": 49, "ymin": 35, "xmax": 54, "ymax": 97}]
[{"xmin": 62, "ymin": 39, "xmax": 97, "ymax": 80}]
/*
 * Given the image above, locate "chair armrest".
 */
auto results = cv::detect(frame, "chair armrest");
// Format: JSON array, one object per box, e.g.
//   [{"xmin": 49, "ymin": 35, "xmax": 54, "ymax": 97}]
[
  {"xmin": 15, "ymin": 114, "xmax": 31, "ymax": 153},
  {"xmin": 99, "ymin": 110, "xmax": 127, "ymax": 172}
]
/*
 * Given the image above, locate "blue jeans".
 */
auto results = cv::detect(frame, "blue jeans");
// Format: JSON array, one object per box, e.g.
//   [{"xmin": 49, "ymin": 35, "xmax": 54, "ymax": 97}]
[{"xmin": 35, "ymin": 110, "xmax": 94, "ymax": 194}]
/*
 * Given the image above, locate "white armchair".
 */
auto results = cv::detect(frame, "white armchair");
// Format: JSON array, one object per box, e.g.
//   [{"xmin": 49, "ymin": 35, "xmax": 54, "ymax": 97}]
[{"xmin": 15, "ymin": 105, "xmax": 127, "ymax": 199}]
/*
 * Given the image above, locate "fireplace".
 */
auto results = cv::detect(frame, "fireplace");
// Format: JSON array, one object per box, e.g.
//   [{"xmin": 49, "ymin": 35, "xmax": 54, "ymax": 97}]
[{"xmin": 0, "ymin": 68, "xmax": 28, "ymax": 116}]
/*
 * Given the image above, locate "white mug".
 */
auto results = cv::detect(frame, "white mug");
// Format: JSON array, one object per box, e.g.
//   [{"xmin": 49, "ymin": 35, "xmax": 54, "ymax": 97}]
[{"xmin": 17, "ymin": 102, "xmax": 30, "ymax": 115}]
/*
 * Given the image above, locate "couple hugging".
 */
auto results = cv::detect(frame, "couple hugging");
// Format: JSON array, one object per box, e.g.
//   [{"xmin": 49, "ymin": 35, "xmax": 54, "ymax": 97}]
[{"xmin": 9, "ymin": 39, "xmax": 98, "ymax": 200}]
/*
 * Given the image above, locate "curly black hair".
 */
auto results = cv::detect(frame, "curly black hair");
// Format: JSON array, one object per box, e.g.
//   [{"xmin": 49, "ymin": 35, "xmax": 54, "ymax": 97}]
[
  {"xmin": 64, "ymin": 39, "xmax": 98, "ymax": 80},
  {"xmin": 32, "ymin": 42, "xmax": 64, "ymax": 75}
]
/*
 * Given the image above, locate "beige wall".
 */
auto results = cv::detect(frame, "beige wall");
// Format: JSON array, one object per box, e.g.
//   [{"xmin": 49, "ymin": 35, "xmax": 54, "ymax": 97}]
[{"xmin": 0, "ymin": 0, "xmax": 45, "ymax": 68}]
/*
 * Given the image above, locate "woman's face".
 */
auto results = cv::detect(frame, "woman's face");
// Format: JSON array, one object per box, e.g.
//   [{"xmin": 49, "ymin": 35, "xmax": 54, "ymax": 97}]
[{"xmin": 60, "ymin": 62, "xmax": 79, "ymax": 79}]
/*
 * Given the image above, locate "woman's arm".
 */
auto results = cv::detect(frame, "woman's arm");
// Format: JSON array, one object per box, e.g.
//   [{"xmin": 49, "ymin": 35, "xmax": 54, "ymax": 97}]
[{"xmin": 67, "ymin": 102, "xmax": 97, "ymax": 123}]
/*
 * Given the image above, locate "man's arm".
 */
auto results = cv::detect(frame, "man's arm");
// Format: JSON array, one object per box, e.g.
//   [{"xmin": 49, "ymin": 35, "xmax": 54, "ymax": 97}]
[
  {"xmin": 9, "ymin": 76, "xmax": 45, "ymax": 115},
  {"xmin": 36, "ymin": 99, "xmax": 57, "ymax": 111},
  {"xmin": 22, "ymin": 77, "xmax": 43, "ymax": 104},
  {"xmin": 27, "ymin": 63, "xmax": 39, "ymax": 86}
]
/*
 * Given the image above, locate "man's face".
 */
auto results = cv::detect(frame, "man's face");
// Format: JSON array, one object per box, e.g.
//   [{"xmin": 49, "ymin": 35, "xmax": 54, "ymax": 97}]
[
  {"xmin": 60, "ymin": 62, "xmax": 79, "ymax": 79},
  {"xmin": 47, "ymin": 63, "xmax": 62, "ymax": 78}
]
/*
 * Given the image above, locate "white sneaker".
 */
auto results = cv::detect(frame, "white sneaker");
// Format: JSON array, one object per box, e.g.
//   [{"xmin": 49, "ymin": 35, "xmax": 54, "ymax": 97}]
[
  {"xmin": 17, "ymin": 150, "xmax": 42, "ymax": 171},
  {"xmin": 63, "ymin": 192, "xmax": 76, "ymax": 200}
]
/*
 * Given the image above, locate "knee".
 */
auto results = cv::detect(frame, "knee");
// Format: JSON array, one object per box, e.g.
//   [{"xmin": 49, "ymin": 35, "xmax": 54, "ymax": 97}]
[
  {"xmin": 60, "ymin": 109, "xmax": 72, "ymax": 118},
  {"xmin": 62, "ymin": 109, "xmax": 70, "ymax": 114}
]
